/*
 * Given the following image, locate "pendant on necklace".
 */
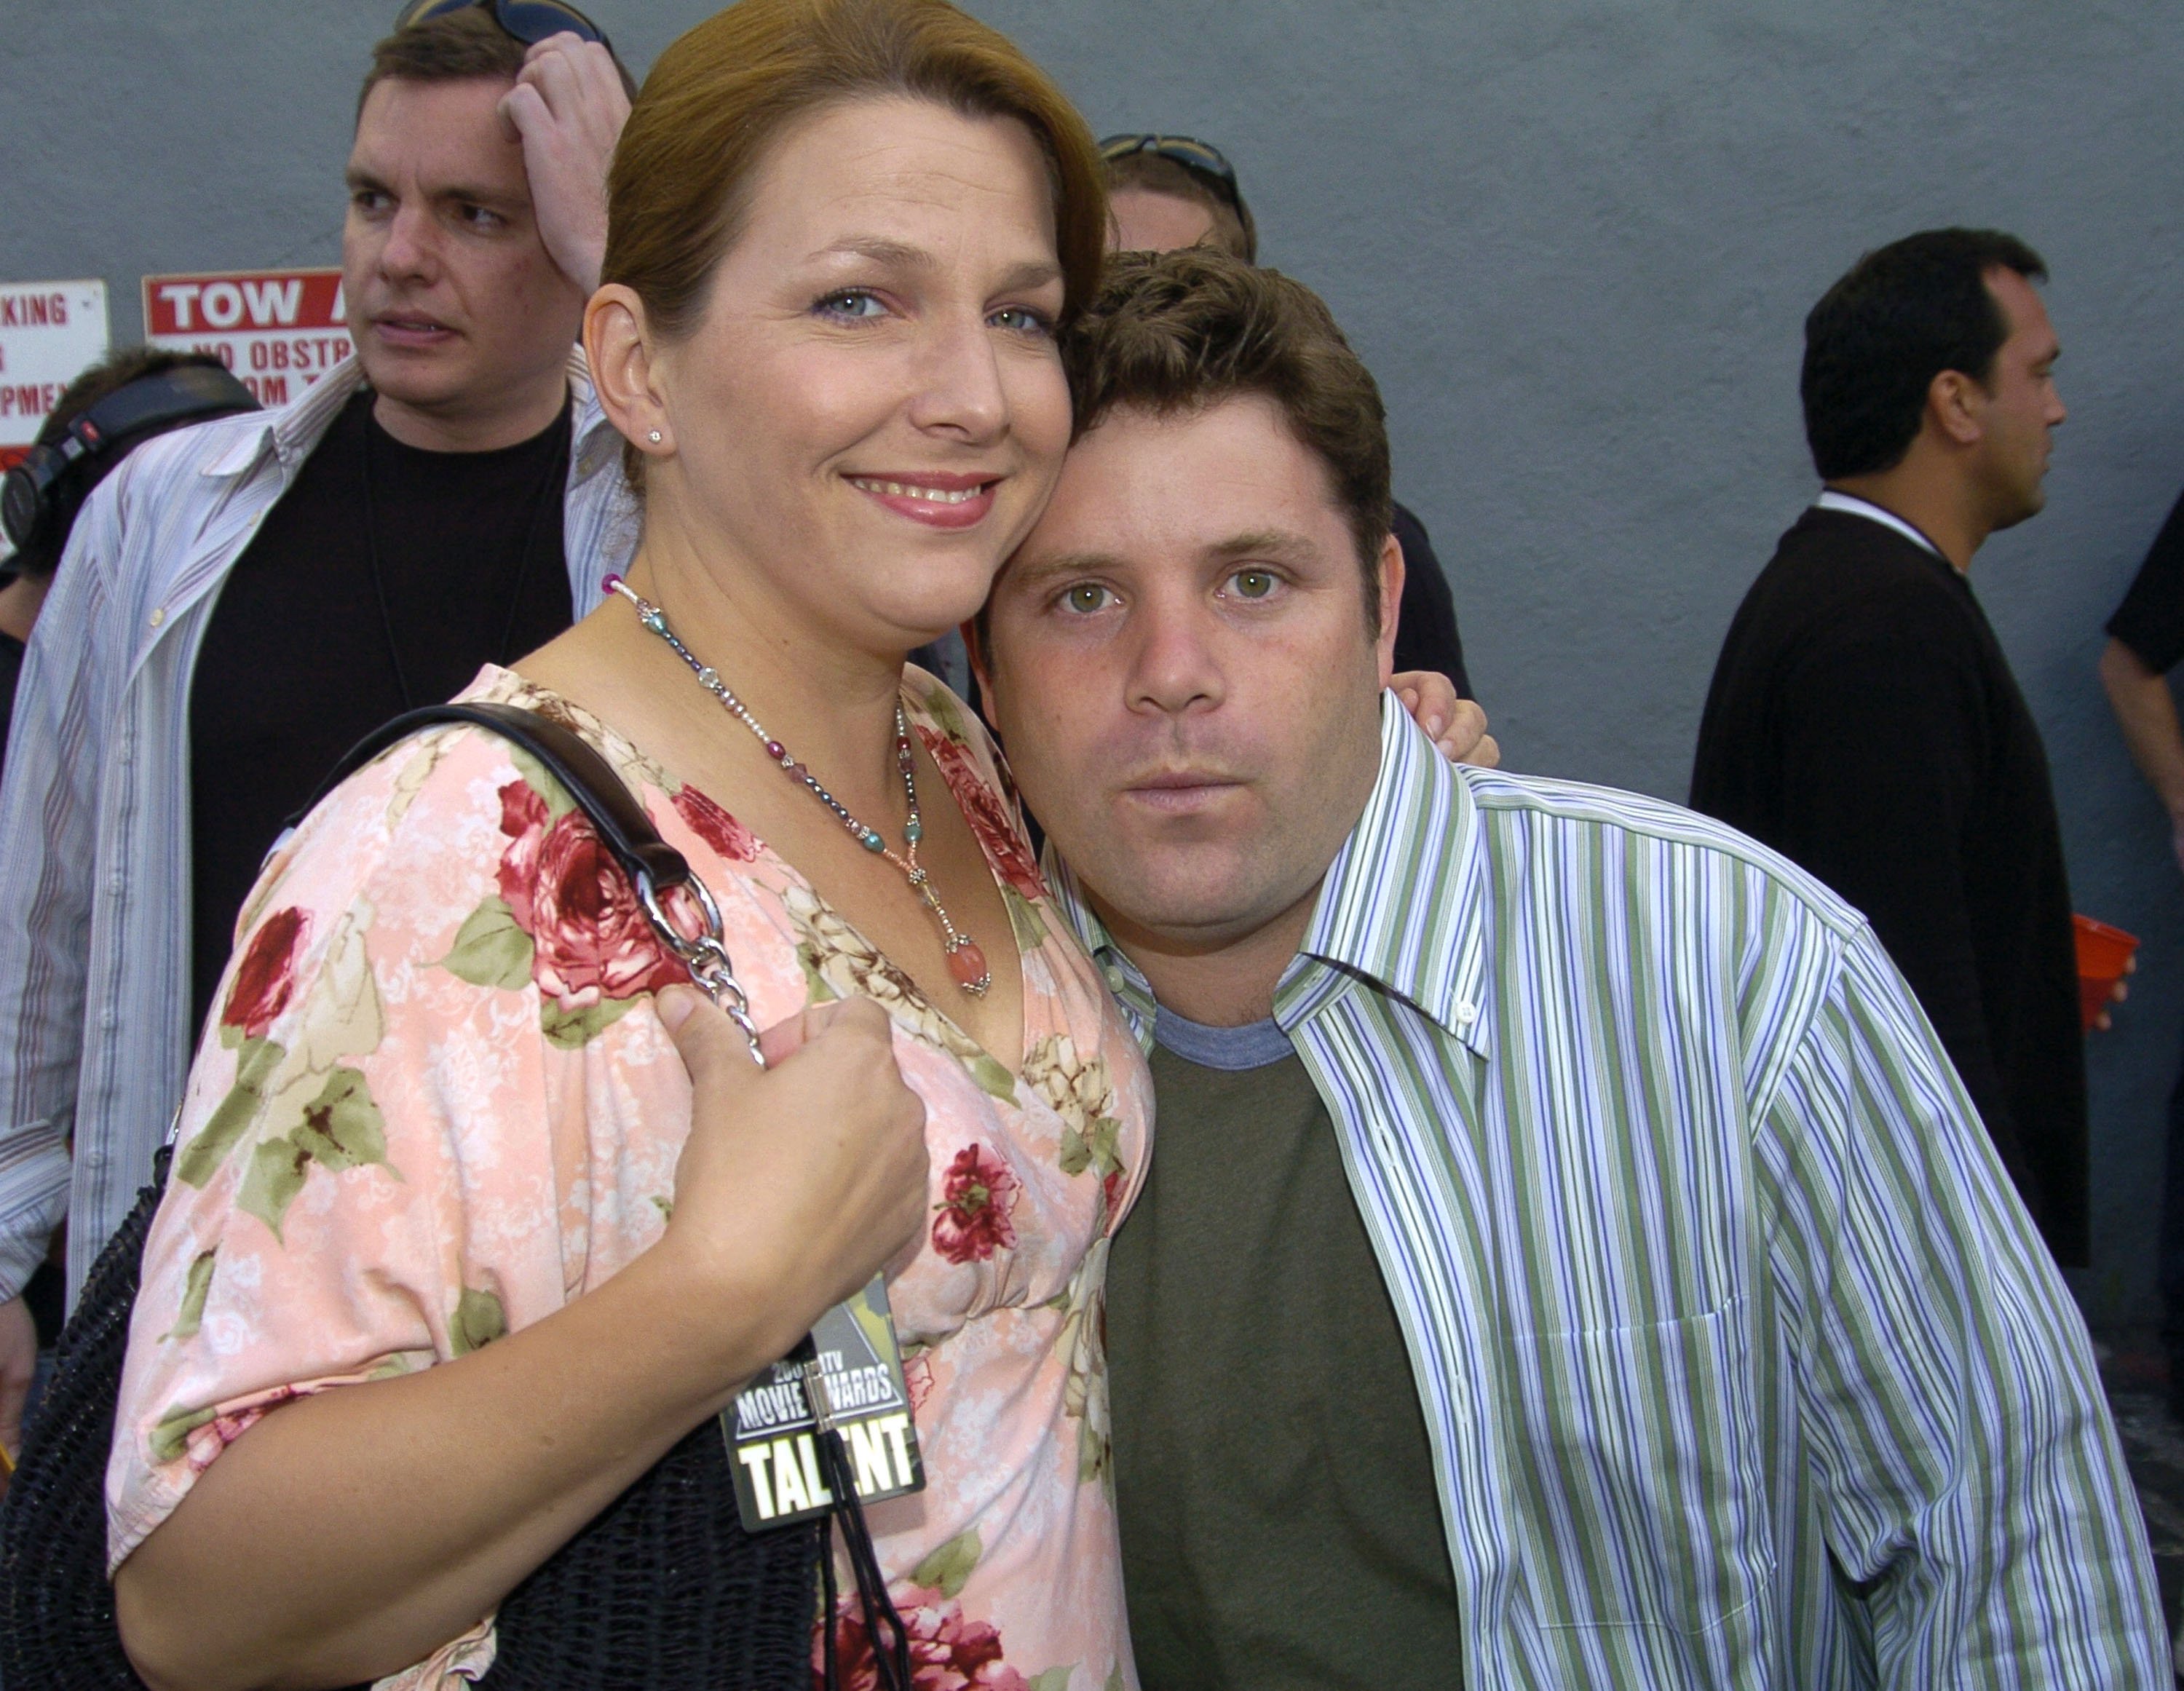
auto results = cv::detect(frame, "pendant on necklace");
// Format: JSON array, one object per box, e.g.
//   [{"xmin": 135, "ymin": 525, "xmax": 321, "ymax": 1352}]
[{"xmin": 608, "ymin": 575, "xmax": 992, "ymax": 997}]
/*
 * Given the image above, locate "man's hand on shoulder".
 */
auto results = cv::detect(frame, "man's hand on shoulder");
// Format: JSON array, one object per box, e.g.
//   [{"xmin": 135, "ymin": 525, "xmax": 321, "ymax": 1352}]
[
  {"xmin": 499, "ymin": 31, "xmax": 630, "ymax": 296},
  {"xmin": 1392, "ymin": 672, "xmax": 1498, "ymax": 768}
]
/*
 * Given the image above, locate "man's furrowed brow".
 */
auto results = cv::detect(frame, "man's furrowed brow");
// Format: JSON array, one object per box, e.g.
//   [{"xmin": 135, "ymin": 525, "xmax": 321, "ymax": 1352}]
[
  {"xmin": 1208, "ymin": 528, "xmax": 1320, "ymax": 563},
  {"xmin": 435, "ymin": 181, "xmax": 531, "ymax": 213},
  {"xmin": 344, "ymin": 167, "xmax": 529, "ymax": 213},
  {"xmin": 994, "ymin": 258, "xmax": 1063, "ymax": 294},
  {"xmin": 1008, "ymin": 550, "xmax": 1130, "ymax": 593}
]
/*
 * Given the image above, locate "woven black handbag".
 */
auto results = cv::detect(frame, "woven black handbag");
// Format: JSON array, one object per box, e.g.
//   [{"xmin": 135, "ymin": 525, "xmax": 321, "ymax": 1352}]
[{"xmin": 0, "ymin": 702, "xmax": 909, "ymax": 1691}]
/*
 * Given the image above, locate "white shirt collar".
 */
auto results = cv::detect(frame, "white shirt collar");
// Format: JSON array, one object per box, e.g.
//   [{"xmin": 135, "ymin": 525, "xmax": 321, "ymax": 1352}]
[{"xmin": 1812, "ymin": 489, "xmax": 1946, "ymax": 562}]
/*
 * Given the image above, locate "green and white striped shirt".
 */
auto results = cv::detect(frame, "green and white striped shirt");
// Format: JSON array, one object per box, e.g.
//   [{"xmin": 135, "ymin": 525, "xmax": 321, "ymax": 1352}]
[{"xmin": 1051, "ymin": 697, "xmax": 2165, "ymax": 1687}]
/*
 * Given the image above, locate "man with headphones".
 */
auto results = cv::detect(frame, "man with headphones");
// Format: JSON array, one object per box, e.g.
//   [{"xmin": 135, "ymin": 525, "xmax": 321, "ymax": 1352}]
[
  {"xmin": 0, "ymin": 348, "xmax": 260, "ymax": 1446},
  {"xmin": 0, "ymin": 1, "xmax": 638, "ymax": 1465},
  {"xmin": 1, "ymin": 352, "xmax": 258, "ymax": 775}
]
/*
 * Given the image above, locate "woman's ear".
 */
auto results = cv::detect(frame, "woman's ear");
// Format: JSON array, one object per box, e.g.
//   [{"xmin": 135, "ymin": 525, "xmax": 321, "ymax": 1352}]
[{"xmin": 585, "ymin": 285, "xmax": 675, "ymax": 458}]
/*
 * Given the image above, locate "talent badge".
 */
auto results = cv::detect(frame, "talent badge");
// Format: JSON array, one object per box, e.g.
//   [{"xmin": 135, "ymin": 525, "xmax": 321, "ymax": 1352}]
[{"xmin": 724, "ymin": 1275, "xmax": 925, "ymax": 1531}]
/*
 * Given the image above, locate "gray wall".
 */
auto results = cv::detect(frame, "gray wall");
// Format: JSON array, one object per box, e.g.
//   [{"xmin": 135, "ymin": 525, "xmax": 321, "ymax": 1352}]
[{"xmin": 7, "ymin": 1, "xmax": 2183, "ymax": 1323}]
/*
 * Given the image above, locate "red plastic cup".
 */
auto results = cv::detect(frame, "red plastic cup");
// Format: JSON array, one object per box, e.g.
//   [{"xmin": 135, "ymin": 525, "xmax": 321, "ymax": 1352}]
[{"xmin": 2073, "ymin": 914, "xmax": 2139, "ymax": 1031}]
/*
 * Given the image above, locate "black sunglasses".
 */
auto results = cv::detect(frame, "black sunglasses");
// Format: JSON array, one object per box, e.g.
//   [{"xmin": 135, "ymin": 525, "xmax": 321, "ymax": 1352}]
[
  {"xmin": 1099, "ymin": 133, "xmax": 1242, "ymax": 206},
  {"xmin": 393, "ymin": 0, "xmax": 612, "ymax": 52}
]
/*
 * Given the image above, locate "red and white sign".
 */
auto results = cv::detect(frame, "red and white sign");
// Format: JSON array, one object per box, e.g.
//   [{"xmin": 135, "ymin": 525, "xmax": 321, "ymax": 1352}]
[
  {"xmin": 0, "ymin": 279, "xmax": 111, "ymax": 470},
  {"xmin": 143, "ymin": 269, "xmax": 352, "ymax": 408}
]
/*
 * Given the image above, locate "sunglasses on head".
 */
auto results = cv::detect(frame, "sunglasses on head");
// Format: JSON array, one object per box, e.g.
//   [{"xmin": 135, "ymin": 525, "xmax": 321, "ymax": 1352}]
[
  {"xmin": 1099, "ymin": 133, "xmax": 1242, "ymax": 206},
  {"xmin": 393, "ymin": 0, "xmax": 612, "ymax": 52}
]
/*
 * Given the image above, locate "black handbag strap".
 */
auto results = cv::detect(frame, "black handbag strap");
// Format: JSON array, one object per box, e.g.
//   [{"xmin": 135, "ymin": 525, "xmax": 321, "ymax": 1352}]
[
  {"xmin": 267, "ymin": 701, "xmax": 905, "ymax": 1687},
  {"xmin": 289, "ymin": 700, "xmax": 693, "ymax": 893}
]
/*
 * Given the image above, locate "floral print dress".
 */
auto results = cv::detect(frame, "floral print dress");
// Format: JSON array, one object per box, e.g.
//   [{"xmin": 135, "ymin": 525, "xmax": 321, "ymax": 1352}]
[{"xmin": 108, "ymin": 665, "xmax": 1151, "ymax": 1691}]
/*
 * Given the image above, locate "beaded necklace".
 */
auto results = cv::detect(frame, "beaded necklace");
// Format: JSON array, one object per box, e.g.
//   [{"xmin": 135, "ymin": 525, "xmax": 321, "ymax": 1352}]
[{"xmin": 606, "ymin": 574, "xmax": 992, "ymax": 996}]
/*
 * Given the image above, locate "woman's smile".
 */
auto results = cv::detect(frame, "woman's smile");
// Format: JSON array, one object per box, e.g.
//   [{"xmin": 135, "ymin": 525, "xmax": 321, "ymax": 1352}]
[{"xmin": 847, "ymin": 470, "xmax": 1002, "ymax": 529}]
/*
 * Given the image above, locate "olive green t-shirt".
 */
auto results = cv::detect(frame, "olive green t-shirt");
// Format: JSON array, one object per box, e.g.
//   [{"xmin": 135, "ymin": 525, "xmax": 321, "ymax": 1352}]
[{"xmin": 1106, "ymin": 1014, "xmax": 1463, "ymax": 1690}]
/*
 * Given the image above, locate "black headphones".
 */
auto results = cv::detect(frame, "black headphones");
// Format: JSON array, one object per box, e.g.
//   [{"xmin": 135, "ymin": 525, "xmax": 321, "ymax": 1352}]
[{"xmin": 1, "ymin": 362, "xmax": 259, "ymax": 564}]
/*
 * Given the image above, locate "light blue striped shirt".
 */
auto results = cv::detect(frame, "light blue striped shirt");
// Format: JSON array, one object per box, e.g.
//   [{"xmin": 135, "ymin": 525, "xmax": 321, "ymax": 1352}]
[
  {"xmin": 1051, "ymin": 696, "xmax": 2167, "ymax": 1686},
  {"xmin": 0, "ymin": 352, "xmax": 637, "ymax": 1302}
]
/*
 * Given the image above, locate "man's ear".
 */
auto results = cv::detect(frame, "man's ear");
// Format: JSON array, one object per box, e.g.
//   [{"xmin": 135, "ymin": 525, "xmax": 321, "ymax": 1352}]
[
  {"xmin": 1927, "ymin": 367, "xmax": 1988, "ymax": 449},
  {"xmin": 585, "ymin": 284, "xmax": 674, "ymax": 457},
  {"xmin": 1374, "ymin": 529, "xmax": 1406, "ymax": 686}
]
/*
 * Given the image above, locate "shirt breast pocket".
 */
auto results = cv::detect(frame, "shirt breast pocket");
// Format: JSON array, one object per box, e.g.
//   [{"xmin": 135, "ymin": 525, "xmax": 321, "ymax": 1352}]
[{"xmin": 1508, "ymin": 1296, "xmax": 1775, "ymax": 1669}]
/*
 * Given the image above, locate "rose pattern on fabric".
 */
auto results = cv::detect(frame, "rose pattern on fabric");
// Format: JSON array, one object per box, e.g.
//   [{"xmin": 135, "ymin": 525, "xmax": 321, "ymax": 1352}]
[
  {"xmin": 932, "ymin": 1144, "xmax": 1021, "ymax": 1264},
  {"xmin": 220, "ymin": 907, "xmax": 309, "ymax": 1042},
  {"xmin": 494, "ymin": 779, "xmax": 552, "ymax": 927},
  {"xmin": 1024, "ymin": 1036, "xmax": 1129, "ymax": 1234},
  {"xmin": 903, "ymin": 1349, "xmax": 935, "ymax": 1415},
  {"xmin": 823, "ymin": 1587, "xmax": 1028, "ymax": 1691},
  {"xmin": 673, "ymin": 785, "xmax": 761, "ymax": 864},
  {"xmin": 176, "ymin": 898, "xmax": 396, "ymax": 1242},
  {"xmin": 117, "ymin": 668, "xmax": 1148, "ymax": 1691},
  {"xmin": 1057, "ymin": 1240, "xmax": 1113, "ymax": 1486},
  {"xmin": 916, "ymin": 724, "xmax": 1047, "ymax": 905},
  {"xmin": 1021, "ymin": 1037, "xmax": 1128, "ymax": 1485},
  {"xmin": 440, "ymin": 772, "xmax": 687, "ymax": 1046},
  {"xmin": 526, "ymin": 807, "xmax": 686, "ymax": 1008},
  {"xmin": 787, "ymin": 882, "xmax": 1018, "ymax": 1102}
]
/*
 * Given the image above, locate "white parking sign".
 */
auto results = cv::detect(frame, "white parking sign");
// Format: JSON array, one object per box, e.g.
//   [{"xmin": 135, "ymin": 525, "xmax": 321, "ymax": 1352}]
[{"xmin": 0, "ymin": 280, "xmax": 111, "ymax": 470}]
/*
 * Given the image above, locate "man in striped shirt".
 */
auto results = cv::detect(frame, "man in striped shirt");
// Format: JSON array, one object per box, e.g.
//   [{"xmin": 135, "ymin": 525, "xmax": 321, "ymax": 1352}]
[{"xmin": 976, "ymin": 247, "xmax": 2166, "ymax": 1684}]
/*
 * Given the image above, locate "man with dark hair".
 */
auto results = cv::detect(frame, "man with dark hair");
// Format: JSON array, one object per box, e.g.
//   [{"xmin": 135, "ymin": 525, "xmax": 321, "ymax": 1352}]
[
  {"xmin": 1096, "ymin": 131, "xmax": 1473, "ymax": 695},
  {"xmin": 1688, "ymin": 228, "xmax": 2089, "ymax": 1265},
  {"xmin": 0, "ymin": 4, "xmax": 637, "ymax": 1457},
  {"xmin": 973, "ymin": 246, "xmax": 2163, "ymax": 1687}
]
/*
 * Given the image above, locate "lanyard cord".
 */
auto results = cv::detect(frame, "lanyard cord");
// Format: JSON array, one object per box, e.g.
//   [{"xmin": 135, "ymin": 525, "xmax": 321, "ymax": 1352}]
[{"xmin": 358, "ymin": 395, "xmax": 569, "ymax": 710}]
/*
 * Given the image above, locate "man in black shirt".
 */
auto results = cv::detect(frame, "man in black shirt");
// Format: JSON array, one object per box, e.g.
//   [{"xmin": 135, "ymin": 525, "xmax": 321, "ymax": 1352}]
[
  {"xmin": 2102, "ymin": 492, "xmax": 2184, "ymax": 870},
  {"xmin": 186, "ymin": 9, "xmax": 638, "ymax": 1037},
  {"xmin": 1690, "ymin": 228, "xmax": 2088, "ymax": 1263},
  {"xmin": 2100, "ymin": 487, "xmax": 2184, "ymax": 1398}
]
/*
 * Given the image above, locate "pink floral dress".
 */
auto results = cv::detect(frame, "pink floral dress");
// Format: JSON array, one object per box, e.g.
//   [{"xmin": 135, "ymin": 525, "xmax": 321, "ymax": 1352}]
[{"xmin": 108, "ymin": 665, "xmax": 1150, "ymax": 1691}]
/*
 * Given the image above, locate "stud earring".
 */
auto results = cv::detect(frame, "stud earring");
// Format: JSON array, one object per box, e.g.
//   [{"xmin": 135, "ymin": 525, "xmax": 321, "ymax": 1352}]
[{"xmin": 647, "ymin": 429, "xmax": 663, "ymax": 444}]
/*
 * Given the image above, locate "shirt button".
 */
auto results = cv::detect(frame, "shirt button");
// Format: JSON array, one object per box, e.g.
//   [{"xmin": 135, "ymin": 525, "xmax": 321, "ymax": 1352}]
[
  {"xmin": 81, "ymin": 1149, "xmax": 106, "ymax": 1171},
  {"xmin": 1102, "ymin": 965, "xmax": 1124, "ymax": 990},
  {"xmin": 1455, "ymin": 1001, "xmax": 1477, "ymax": 1025},
  {"xmin": 147, "ymin": 607, "xmax": 165, "ymax": 628},
  {"xmin": 107, "ymin": 871, "xmax": 124, "ymax": 895},
  {"xmin": 98, "ymin": 1009, "xmax": 116, "ymax": 1031}
]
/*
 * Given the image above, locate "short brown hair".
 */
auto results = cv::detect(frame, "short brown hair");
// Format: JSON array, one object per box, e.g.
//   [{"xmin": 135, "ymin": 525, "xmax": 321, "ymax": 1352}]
[
  {"xmin": 605, "ymin": 0, "xmax": 1108, "ymax": 488},
  {"xmin": 1104, "ymin": 151, "xmax": 1255, "ymax": 263},
  {"xmin": 1063, "ymin": 247, "xmax": 1392, "ymax": 630},
  {"xmin": 358, "ymin": 8, "xmax": 637, "ymax": 121}
]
